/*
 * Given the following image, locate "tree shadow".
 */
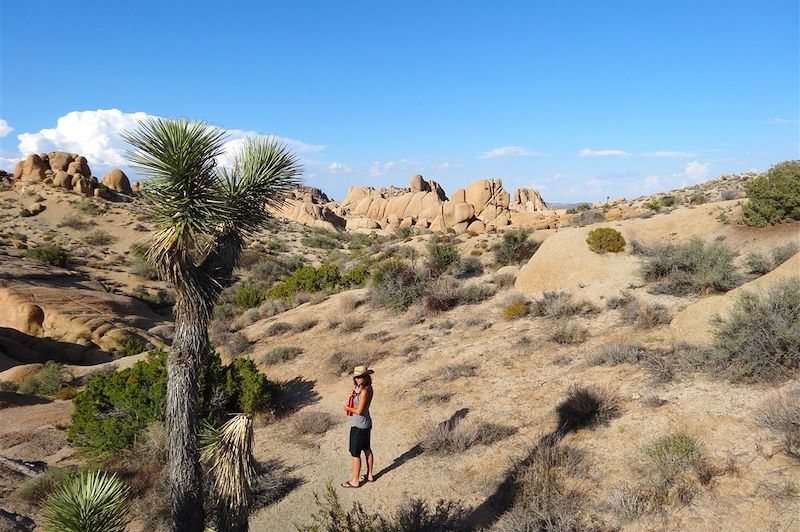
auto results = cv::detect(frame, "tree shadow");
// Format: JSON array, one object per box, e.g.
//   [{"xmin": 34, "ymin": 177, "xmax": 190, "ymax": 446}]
[
  {"xmin": 373, "ymin": 407, "xmax": 469, "ymax": 482},
  {"xmin": 0, "ymin": 391, "xmax": 52, "ymax": 409},
  {"xmin": 0, "ymin": 326, "xmax": 112, "ymax": 368},
  {"xmin": 277, "ymin": 377, "xmax": 321, "ymax": 414},
  {"xmin": 252, "ymin": 458, "xmax": 305, "ymax": 510}
]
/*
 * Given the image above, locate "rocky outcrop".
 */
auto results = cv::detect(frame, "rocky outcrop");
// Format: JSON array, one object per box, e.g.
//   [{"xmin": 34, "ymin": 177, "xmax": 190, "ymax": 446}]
[
  {"xmin": 512, "ymin": 188, "xmax": 548, "ymax": 211},
  {"xmin": 101, "ymin": 169, "xmax": 133, "ymax": 195}
]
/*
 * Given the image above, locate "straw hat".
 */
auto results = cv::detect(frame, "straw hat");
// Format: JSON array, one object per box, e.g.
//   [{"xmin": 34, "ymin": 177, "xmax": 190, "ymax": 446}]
[{"xmin": 352, "ymin": 366, "xmax": 375, "ymax": 377}]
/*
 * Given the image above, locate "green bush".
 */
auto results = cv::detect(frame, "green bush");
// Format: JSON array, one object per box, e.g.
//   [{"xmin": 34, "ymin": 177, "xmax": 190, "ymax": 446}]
[
  {"xmin": 586, "ymin": 227, "xmax": 626, "ymax": 254},
  {"xmin": 68, "ymin": 350, "xmax": 276, "ymax": 453},
  {"xmin": 570, "ymin": 209, "xmax": 606, "ymax": 227},
  {"xmin": 42, "ymin": 470, "xmax": 129, "ymax": 532},
  {"xmin": 742, "ymin": 160, "xmax": 800, "ymax": 226},
  {"xmin": 337, "ymin": 265, "xmax": 369, "ymax": 289},
  {"xmin": 25, "ymin": 244, "xmax": 71, "ymax": 267},
  {"xmin": 645, "ymin": 198, "xmax": 662, "ymax": 211},
  {"xmin": 234, "ymin": 284, "xmax": 265, "ymax": 309},
  {"xmin": 15, "ymin": 466, "xmax": 78, "ymax": 503},
  {"xmin": 710, "ymin": 277, "xmax": 800, "ymax": 382},
  {"xmin": 121, "ymin": 338, "xmax": 148, "ymax": 357},
  {"xmin": 369, "ymin": 258, "xmax": 425, "ymax": 311},
  {"xmin": 267, "ymin": 263, "xmax": 342, "ymax": 300},
  {"xmin": 639, "ymin": 237, "xmax": 743, "ymax": 295},
  {"xmin": 262, "ymin": 346, "xmax": 303, "ymax": 365},
  {"xmin": 18, "ymin": 362, "xmax": 69, "ymax": 396},
  {"xmin": 690, "ymin": 192, "xmax": 707, "ymax": 205},
  {"xmin": 492, "ymin": 228, "xmax": 541, "ymax": 266},
  {"xmin": 425, "ymin": 236, "xmax": 461, "ymax": 276}
]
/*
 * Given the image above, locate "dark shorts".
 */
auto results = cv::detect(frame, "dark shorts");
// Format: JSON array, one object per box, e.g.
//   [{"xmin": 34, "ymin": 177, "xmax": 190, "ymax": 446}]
[{"xmin": 349, "ymin": 426, "xmax": 371, "ymax": 457}]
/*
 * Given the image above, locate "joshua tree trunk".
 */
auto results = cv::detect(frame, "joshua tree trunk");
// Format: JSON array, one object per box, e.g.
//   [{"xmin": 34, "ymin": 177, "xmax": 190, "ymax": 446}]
[{"xmin": 167, "ymin": 295, "xmax": 211, "ymax": 532}]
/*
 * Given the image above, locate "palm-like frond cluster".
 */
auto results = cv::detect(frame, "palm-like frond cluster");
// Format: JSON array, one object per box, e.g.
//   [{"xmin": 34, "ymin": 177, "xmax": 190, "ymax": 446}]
[
  {"xmin": 42, "ymin": 470, "xmax": 130, "ymax": 532},
  {"xmin": 122, "ymin": 118, "xmax": 302, "ymax": 288}
]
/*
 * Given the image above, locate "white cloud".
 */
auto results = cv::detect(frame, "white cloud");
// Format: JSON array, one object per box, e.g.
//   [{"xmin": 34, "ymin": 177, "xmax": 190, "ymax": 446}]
[
  {"xmin": 12, "ymin": 109, "xmax": 324, "ymax": 178},
  {"xmin": 769, "ymin": 118, "xmax": 799, "ymax": 124},
  {"xmin": 641, "ymin": 150, "xmax": 695, "ymax": 158},
  {"xmin": 683, "ymin": 161, "xmax": 709, "ymax": 180},
  {"xmin": 370, "ymin": 161, "xmax": 396, "ymax": 176},
  {"xmin": 0, "ymin": 119, "xmax": 13, "ymax": 138},
  {"xmin": 480, "ymin": 146, "xmax": 541, "ymax": 159},
  {"xmin": 577, "ymin": 148, "xmax": 630, "ymax": 158},
  {"xmin": 643, "ymin": 175, "xmax": 661, "ymax": 188},
  {"xmin": 327, "ymin": 162, "xmax": 351, "ymax": 173}
]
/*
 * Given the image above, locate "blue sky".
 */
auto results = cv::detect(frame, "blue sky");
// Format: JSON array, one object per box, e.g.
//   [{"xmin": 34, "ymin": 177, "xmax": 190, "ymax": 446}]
[{"xmin": 1, "ymin": 1, "xmax": 798, "ymax": 202}]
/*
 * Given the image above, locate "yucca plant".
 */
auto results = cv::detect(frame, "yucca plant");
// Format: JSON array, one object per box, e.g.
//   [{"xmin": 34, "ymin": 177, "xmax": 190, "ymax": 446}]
[
  {"xmin": 42, "ymin": 471, "xmax": 129, "ymax": 532},
  {"xmin": 123, "ymin": 118, "xmax": 301, "ymax": 532},
  {"xmin": 201, "ymin": 415, "xmax": 256, "ymax": 532}
]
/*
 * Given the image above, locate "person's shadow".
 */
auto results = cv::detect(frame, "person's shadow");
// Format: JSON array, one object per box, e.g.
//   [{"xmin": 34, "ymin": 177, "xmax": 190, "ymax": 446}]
[{"xmin": 373, "ymin": 407, "xmax": 469, "ymax": 481}]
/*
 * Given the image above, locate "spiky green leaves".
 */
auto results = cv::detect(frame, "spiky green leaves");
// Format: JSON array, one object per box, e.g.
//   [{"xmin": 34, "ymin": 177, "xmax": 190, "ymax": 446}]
[{"xmin": 42, "ymin": 471, "xmax": 130, "ymax": 532}]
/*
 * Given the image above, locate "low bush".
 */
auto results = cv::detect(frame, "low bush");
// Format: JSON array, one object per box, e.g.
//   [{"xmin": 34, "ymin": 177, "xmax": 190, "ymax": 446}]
[
  {"xmin": 690, "ymin": 191, "xmax": 707, "ymax": 205},
  {"xmin": 745, "ymin": 242, "xmax": 799, "ymax": 275},
  {"xmin": 551, "ymin": 320, "xmax": 588, "ymax": 344},
  {"xmin": 711, "ymin": 277, "xmax": 800, "ymax": 382},
  {"xmin": 369, "ymin": 258, "xmax": 425, "ymax": 311},
  {"xmin": 234, "ymin": 284, "xmax": 264, "ymax": 310},
  {"xmin": 128, "ymin": 243, "xmax": 157, "ymax": 280},
  {"xmin": 492, "ymin": 228, "xmax": 541, "ymax": 266},
  {"xmin": 15, "ymin": 466, "xmax": 78, "ymax": 503},
  {"xmin": 457, "ymin": 256, "xmax": 484, "ymax": 278},
  {"xmin": 262, "ymin": 346, "xmax": 303, "ymax": 365},
  {"xmin": 82, "ymin": 230, "xmax": 116, "ymax": 246},
  {"xmin": 503, "ymin": 301, "xmax": 528, "ymax": 320},
  {"xmin": 266, "ymin": 322, "xmax": 293, "ymax": 336},
  {"xmin": 298, "ymin": 481, "xmax": 468, "ymax": 532},
  {"xmin": 741, "ymin": 160, "xmax": 800, "ymax": 226},
  {"xmin": 68, "ymin": 350, "xmax": 277, "ymax": 453},
  {"xmin": 591, "ymin": 343, "xmax": 650, "ymax": 366},
  {"xmin": 645, "ymin": 198, "xmax": 661, "ymax": 211},
  {"xmin": 555, "ymin": 384, "xmax": 620, "ymax": 433},
  {"xmin": 57, "ymin": 214, "xmax": 89, "ymax": 229},
  {"xmin": 18, "ymin": 362, "xmax": 70, "ymax": 396},
  {"xmin": 267, "ymin": 263, "xmax": 365, "ymax": 300},
  {"xmin": 619, "ymin": 298, "xmax": 672, "ymax": 328},
  {"xmin": 754, "ymin": 384, "xmax": 800, "ymax": 458},
  {"xmin": 425, "ymin": 235, "xmax": 461, "ymax": 276},
  {"xmin": 301, "ymin": 232, "xmax": 341, "ymax": 250},
  {"xmin": 419, "ymin": 418, "xmax": 515, "ymax": 454},
  {"xmin": 292, "ymin": 410, "xmax": 335, "ymax": 436},
  {"xmin": 529, "ymin": 291, "xmax": 597, "ymax": 319},
  {"xmin": 439, "ymin": 363, "xmax": 478, "ymax": 382},
  {"xmin": 25, "ymin": 244, "xmax": 71, "ymax": 267},
  {"xmin": 570, "ymin": 209, "xmax": 606, "ymax": 227},
  {"xmin": 639, "ymin": 237, "xmax": 743, "ymax": 295},
  {"xmin": 586, "ymin": 227, "xmax": 625, "ymax": 253}
]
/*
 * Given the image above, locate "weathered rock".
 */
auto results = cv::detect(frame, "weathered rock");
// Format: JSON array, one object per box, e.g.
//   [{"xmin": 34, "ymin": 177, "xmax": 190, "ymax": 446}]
[
  {"xmin": 410, "ymin": 174, "xmax": 430, "ymax": 192},
  {"xmin": 48, "ymin": 151, "xmax": 75, "ymax": 172},
  {"xmin": 26, "ymin": 202, "xmax": 45, "ymax": 215},
  {"xmin": 72, "ymin": 176, "xmax": 93, "ymax": 196},
  {"xmin": 451, "ymin": 188, "xmax": 466, "ymax": 204},
  {"xmin": 132, "ymin": 181, "xmax": 143, "ymax": 194},
  {"xmin": 444, "ymin": 202, "xmax": 475, "ymax": 225},
  {"xmin": 66, "ymin": 157, "xmax": 90, "ymax": 178},
  {"xmin": 466, "ymin": 220, "xmax": 486, "ymax": 233},
  {"xmin": 53, "ymin": 170, "xmax": 71, "ymax": 189},
  {"xmin": 346, "ymin": 217, "xmax": 381, "ymax": 230},
  {"xmin": 94, "ymin": 187, "xmax": 112, "ymax": 200},
  {"xmin": 20, "ymin": 155, "xmax": 48, "ymax": 182},
  {"xmin": 13, "ymin": 161, "xmax": 23, "ymax": 180},
  {"xmin": 512, "ymin": 188, "xmax": 548, "ymax": 212},
  {"xmin": 101, "ymin": 168, "xmax": 133, "ymax": 195}
]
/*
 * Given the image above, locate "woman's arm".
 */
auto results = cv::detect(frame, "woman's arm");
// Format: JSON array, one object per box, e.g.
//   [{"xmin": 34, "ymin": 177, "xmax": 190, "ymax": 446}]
[{"xmin": 345, "ymin": 388, "xmax": 371, "ymax": 415}]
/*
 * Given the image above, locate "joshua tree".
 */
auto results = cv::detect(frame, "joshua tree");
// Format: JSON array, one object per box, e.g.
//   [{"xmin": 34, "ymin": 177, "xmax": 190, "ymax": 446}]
[{"xmin": 124, "ymin": 118, "xmax": 301, "ymax": 531}]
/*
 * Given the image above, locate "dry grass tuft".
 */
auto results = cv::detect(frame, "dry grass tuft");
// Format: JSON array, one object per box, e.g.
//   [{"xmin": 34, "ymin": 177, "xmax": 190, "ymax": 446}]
[
  {"xmin": 292, "ymin": 410, "xmax": 336, "ymax": 436},
  {"xmin": 754, "ymin": 383, "xmax": 800, "ymax": 458},
  {"xmin": 555, "ymin": 384, "xmax": 621, "ymax": 433}
]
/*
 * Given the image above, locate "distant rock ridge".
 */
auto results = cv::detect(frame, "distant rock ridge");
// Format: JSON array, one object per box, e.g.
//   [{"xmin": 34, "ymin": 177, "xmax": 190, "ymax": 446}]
[
  {"xmin": 271, "ymin": 174, "xmax": 550, "ymax": 234},
  {"xmin": 10, "ymin": 151, "xmax": 134, "ymax": 201}
]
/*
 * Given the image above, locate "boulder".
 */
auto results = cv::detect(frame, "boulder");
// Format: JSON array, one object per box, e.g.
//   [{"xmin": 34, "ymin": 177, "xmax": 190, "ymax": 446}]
[
  {"xmin": 496, "ymin": 265, "xmax": 520, "ymax": 278},
  {"xmin": 451, "ymin": 188, "xmax": 466, "ymax": 204},
  {"xmin": 410, "ymin": 174, "xmax": 430, "ymax": 193},
  {"xmin": 27, "ymin": 202, "xmax": 45, "ymax": 215},
  {"xmin": 101, "ymin": 168, "xmax": 133, "ymax": 195},
  {"xmin": 53, "ymin": 170, "xmax": 71, "ymax": 189},
  {"xmin": 512, "ymin": 188, "xmax": 548, "ymax": 212},
  {"xmin": 72, "ymin": 176, "xmax": 93, "ymax": 196},
  {"xmin": 13, "ymin": 160, "xmax": 23, "ymax": 180},
  {"xmin": 399, "ymin": 217, "xmax": 415, "ymax": 229},
  {"xmin": 20, "ymin": 154, "xmax": 48, "ymax": 182},
  {"xmin": 132, "ymin": 181, "xmax": 143, "ymax": 194},
  {"xmin": 444, "ymin": 202, "xmax": 475, "ymax": 225},
  {"xmin": 345, "ymin": 217, "xmax": 381, "ymax": 230},
  {"xmin": 66, "ymin": 157, "xmax": 91, "ymax": 178},
  {"xmin": 48, "ymin": 151, "xmax": 75, "ymax": 172},
  {"xmin": 466, "ymin": 220, "xmax": 486, "ymax": 233},
  {"xmin": 94, "ymin": 187, "xmax": 113, "ymax": 200}
]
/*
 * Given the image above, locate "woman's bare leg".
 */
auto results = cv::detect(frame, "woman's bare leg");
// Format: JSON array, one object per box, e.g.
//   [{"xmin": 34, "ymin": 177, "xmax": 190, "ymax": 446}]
[
  {"xmin": 351, "ymin": 456, "xmax": 361, "ymax": 485},
  {"xmin": 364, "ymin": 450, "xmax": 374, "ymax": 481}
]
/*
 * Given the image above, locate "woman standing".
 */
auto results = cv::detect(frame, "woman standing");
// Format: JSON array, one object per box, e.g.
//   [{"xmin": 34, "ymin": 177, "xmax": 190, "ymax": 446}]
[{"xmin": 342, "ymin": 366, "xmax": 374, "ymax": 488}]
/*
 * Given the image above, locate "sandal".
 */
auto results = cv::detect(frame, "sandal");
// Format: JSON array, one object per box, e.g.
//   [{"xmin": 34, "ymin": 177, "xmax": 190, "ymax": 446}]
[
  {"xmin": 341, "ymin": 480, "xmax": 360, "ymax": 489},
  {"xmin": 360, "ymin": 475, "xmax": 374, "ymax": 483}
]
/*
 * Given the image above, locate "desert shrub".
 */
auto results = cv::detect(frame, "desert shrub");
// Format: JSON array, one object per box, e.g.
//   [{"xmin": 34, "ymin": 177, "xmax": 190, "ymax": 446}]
[
  {"xmin": 746, "ymin": 242, "xmax": 800, "ymax": 275},
  {"xmin": 645, "ymin": 198, "xmax": 662, "ymax": 211},
  {"xmin": 555, "ymin": 384, "xmax": 620, "ymax": 433},
  {"xmin": 469, "ymin": 248, "xmax": 483, "ymax": 256},
  {"xmin": 711, "ymin": 277, "xmax": 800, "ymax": 382},
  {"xmin": 422, "ymin": 276, "xmax": 462, "ymax": 313},
  {"xmin": 772, "ymin": 242, "xmax": 800, "ymax": 266},
  {"xmin": 369, "ymin": 258, "xmax": 425, "ymax": 311},
  {"xmin": 68, "ymin": 350, "xmax": 276, "ymax": 453},
  {"xmin": 591, "ymin": 343, "xmax": 650, "ymax": 366},
  {"xmin": 741, "ymin": 160, "xmax": 800, "ymax": 226},
  {"xmin": 42, "ymin": 470, "xmax": 130, "ymax": 532},
  {"xmin": 57, "ymin": 214, "xmax": 89, "ymax": 229},
  {"xmin": 338, "ymin": 265, "xmax": 369, "ymax": 289},
  {"xmin": 15, "ymin": 466, "xmax": 78, "ymax": 503},
  {"xmin": 266, "ymin": 321, "xmax": 293, "ymax": 336},
  {"xmin": 745, "ymin": 251, "xmax": 773, "ymax": 275},
  {"xmin": 340, "ymin": 316, "xmax": 366, "ymax": 332},
  {"xmin": 492, "ymin": 228, "xmax": 541, "ymax": 266},
  {"xmin": 25, "ymin": 244, "xmax": 71, "ymax": 267},
  {"xmin": 586, "ymin": 227, "xmax": 625, "ymax": 253},
  {"xmin": 571, "ymin": 209, "xmax": 606, "ymax": 226},
  {"xmin": 419, "ymin": 418, "xmax": 515, "ymax": 454},
  {"xmin": 550, "ymin": 320, "xmax": 588, "ymax": 344},
  {"xmin": 619, "ymin": 298, "xmax": 672, "ymax": 328},
  {"xmin": 493, "ymin": 272, "xmax": 516, "ymax": 289},
  {"xmin": 529, "ymin": 291, "xmax": 597, "ymax": 319},
  {"xmin": 293, "ymin": 318, "xmax": 317, "ymax": 332},
  {"xmin": 661, "ymin": 195, "xmax": 677, "ymax": 207},
  {"xmin": 690, "ymin": 191, "xmax": 707, "ymax": 205},
  {"xmin": 639, "ymin": 237, "xmax": 743, "ymax": 295},
  {"xmin": 262, "ymin": 346, "xmax": 303, "ymax": 365},
  {"xmin": 439, "ymin": 363, "xmax": 478, "ymax": 382},
  {"xmin": 129, "ymin": 243, "xmax": 158, "ymax": 280},
  {"xmin": 234, "ymin": 284, "xmax": 264, "ymax": 310},
  {"xmin": 503, "ymin": 301, "xmax": 528, "ymax": 320},
  {"xmin": 754, "ymin": 384, "xmax": 800, "ymax": 458},
  {"xmin": 645, "ymin": 432, "xmax": 700, "ymax": 468},
  {"xmin": 18, "ymin": 362, "xmax": 70, "ymax": 396},
  {"xmin": 425, "ymin": 235, "xmax": 461, "ymax": 276},
  {"xmin": 301, "ymin": 232, "xmax": 341, "ymax": 249},
  {"xmin": 267, "ymin": 263, "xmax": 344, "ymax": 300},
  {"xmin": 82, "ymin": 230, "xmax": 116, "ymax": 246},
  {"xmin": 298, "ymin": 482, "xmax": 468, "ymax": 532},
  {"xmin": 457, "ymin": 283, "xmax": 496, "ymax": 304},
  {"xmin": 328, "ymin": 345, "xmax": 386, "ymax": 376},
  {"xmin": 74, "ymin": 198, "xmax": 103, "ymax": 215},
  {"xmin": 121, "ymin": 338, "xmax": 148, "ymax": 357},
  {"xmin": 458, "ymin": 256, "xmax": 484, "ymax": 278},
  {"xmin": 292, "ymin": 410, "xmax": 335, "ymax": 435}
]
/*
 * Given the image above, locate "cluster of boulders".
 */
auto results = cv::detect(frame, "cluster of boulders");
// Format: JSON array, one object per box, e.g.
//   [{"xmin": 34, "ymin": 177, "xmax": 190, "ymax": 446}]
[
  {"xmin": 11, "ymin": 152, "xmax": 137, "ymax": 201},
  {"xmin": 271, "ymin": 174, "xmax": 550, "ymax": 234}
]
